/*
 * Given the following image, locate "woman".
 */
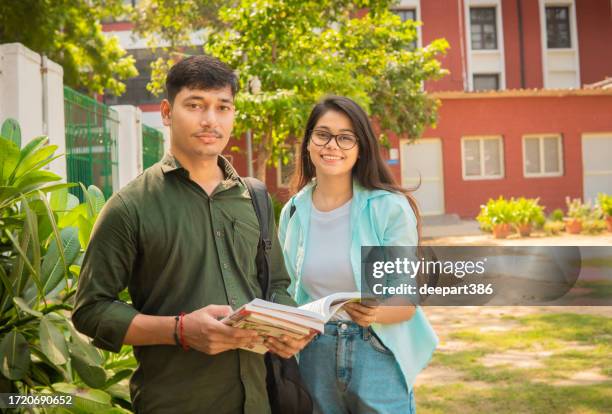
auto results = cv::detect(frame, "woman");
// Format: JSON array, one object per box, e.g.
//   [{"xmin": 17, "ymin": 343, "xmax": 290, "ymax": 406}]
[{"xmin": 277, "ymin": 96, "xmax": 437, "ymax": 414}]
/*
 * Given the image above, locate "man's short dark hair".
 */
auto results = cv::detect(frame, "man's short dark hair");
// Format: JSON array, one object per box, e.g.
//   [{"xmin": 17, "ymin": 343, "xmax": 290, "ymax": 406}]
[{"xmin": 165, "ymin": 55, "xmax": 238, "ymax": 103}]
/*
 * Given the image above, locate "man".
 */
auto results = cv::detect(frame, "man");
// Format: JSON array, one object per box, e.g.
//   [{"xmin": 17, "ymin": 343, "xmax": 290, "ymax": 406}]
[{"xmin": 72, "ymin": 55, "xmax": 311, "ymax": 414}]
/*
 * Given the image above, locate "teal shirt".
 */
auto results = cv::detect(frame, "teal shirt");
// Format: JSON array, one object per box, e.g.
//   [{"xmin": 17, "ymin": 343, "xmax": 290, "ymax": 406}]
[{"xmin": 277, "ymin": 180, "xmax": 438, "ymax": 388}]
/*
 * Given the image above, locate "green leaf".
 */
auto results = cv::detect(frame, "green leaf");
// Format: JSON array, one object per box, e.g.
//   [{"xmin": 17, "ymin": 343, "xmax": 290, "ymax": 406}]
[
  {"xmin": 50, "ymin": 187, "xmax": 69, "ymax": 214},
  {"xmin": 41, "ymin": 226, "xmax": 80, "ymax": 294},
  {"xmin": 4, "ymin": 227, "xmax": 43, "ymax": 298},
  {"xmin": 13, "ymin": 296, "xmax": 43, "ymax": 317},
  {"xmin": 0, "ymin": 266, "xmax": 14, "ymax": 306},
  {"xmin": 103, "ymin": 369, "xmax": 132, "ymax": 389},
  {"xmin": 87, "ymin": 185, "xmax": 106, "ymax": 215},
  {"xmin": 0, "ymin": 136, "xmax": 20, "ymax": 185},
  {"xmin": 77, "ymin": 215, "xmax": 94, "ymax": 250},
  {"xmin": 30, "ymin": 362, "xmax": 52, "ymax": 386},
  {"xmin": 53, "ymin": 382, "xmax": 114, "ymax": 411},
  {"xmin": 13, "ymin": 170, "xmax": 62, "ymax": 193},
  {"xmin": 70, "ymin": 347, "xmax": 107, "ymax": 388},
  {"xmin": 80, "ymin": 183, "xmax": 96, "ymax": 219},
  {"xmin": 37, "ymin": 190, "xmax": 67, "ymax": 286},
  {"xmin": 1, "ymin": 118, "xmax": 22, "ymax": 148},
  {"xmin": 0, "ymin": 330, "xmax": 30, "ymax": 380},
  {"xmin": 65, "ymin": 323, "xmax": 104, "ymax": 366},
  {"xmin": 0, "ymin": 185, "xmax": 19, "ymax": 202},
  {"xmin": 105, "ymin": 382, "xmax": 131, "ymax": 402},
  {"xmin": 66, "ymin": 193, "xmax": 80, "ymax": 211},
  {"xmin": 21, "ymin": 198, "xmax": 42, "ymax": 291},
  {"xmin": 58, "ymin": 203, "xmax": 88, "ymax": 228},
  {"xmin": 13, "ymin": 142, "xmax": 59, "ymax": 181},
  {"xmin": 11, "ymin": 136, "xmax": 49, "ymax": 180},
  {"xmin": 40, "ymin": 315, "xmax": 69, "ymax": 365}
]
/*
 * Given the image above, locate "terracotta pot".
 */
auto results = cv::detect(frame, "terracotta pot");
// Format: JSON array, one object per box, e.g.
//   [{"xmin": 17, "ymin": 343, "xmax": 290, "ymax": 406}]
[
  {"xmin": 606, "ymin": 216, "xmax": 612, "ymax": 232},
  {"xmin": 492, "ymin": 223, "xmax": 511, "ymax": 239},
  {"xmin": 517, "ymin": 223, "xmax": 532, "ymax": 237},
  {"xmin": 565, "ymin": 219, "xmax": 582, "ymax": 234}
]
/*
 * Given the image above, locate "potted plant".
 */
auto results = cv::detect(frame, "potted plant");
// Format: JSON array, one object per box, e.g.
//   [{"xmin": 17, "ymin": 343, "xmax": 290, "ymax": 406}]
[
  {"xmin": 477, "ymin": 197, "xmax": 515, "ymax": 238},
  {"xmin": 598, "ymin": 193, "xmax": 612, "ymax": 232},
  {"xmin": 564, "ymin": 197, "xmax": 592, "ymax": 234},
  {"xmin": 513, "ymin": 197, "xmax": 545, "ymax": 237}
]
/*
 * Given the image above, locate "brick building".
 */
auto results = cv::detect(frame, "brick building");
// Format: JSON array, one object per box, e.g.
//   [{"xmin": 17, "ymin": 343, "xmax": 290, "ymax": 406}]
[{"xmin": 103, "ymin": 0, "xmax": 612, "ymax": 217}]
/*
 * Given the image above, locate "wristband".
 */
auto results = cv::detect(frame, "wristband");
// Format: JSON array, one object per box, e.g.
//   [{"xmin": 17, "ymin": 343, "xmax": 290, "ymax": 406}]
[{"xmin": 179, "ymin": 312, "xmax": 189, "ymax": 351}]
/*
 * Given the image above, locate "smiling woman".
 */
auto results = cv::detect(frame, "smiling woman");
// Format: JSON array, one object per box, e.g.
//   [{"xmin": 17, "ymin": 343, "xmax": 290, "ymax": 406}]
[{"xmin": 278, "ymin": 96, "xmax": 438, "ymax": 414}]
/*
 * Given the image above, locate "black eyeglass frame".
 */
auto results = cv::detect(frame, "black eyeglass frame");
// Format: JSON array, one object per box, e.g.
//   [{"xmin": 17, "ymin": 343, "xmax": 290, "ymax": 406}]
[{"xmin": 310, "ymin": 129, "xmax": 359, "ymax": 150}]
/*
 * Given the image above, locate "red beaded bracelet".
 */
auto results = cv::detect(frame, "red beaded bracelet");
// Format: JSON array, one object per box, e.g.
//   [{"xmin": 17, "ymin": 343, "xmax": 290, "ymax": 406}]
[{"xmin": 178, "ymin": 312, "xmax": 189, "ymax": 351}]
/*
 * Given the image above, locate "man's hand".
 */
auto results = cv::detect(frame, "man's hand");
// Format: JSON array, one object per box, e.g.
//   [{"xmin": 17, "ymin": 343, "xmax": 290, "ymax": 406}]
[
  {"xmin": 343, "ymin": 302, "xmax": 379, "ymax": 328},
  {"xmin": 264, "ymin": 331, "xmax": 317, "ymax": 359},
  {"xmin": 182, "ymin": 305, "xmax": 259, "ymax": 355}
]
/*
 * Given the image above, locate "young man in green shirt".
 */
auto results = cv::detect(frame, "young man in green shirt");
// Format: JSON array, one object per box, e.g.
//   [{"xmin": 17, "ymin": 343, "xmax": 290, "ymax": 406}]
[{"xmin": 72, "ymin": 55, "xmax": 311, "ymax": 413}]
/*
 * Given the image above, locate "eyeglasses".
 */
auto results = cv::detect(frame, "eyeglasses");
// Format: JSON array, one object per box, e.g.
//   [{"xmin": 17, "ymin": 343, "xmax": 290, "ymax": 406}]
[{"xmin": 310, "ymin": 129, "xmax": 358, "ymax": 150}]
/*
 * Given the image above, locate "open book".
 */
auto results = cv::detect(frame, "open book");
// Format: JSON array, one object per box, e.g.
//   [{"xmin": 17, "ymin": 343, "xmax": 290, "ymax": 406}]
[{"xmin": 222, "ymin": 291, "xmax": 368, "ymax": 354}]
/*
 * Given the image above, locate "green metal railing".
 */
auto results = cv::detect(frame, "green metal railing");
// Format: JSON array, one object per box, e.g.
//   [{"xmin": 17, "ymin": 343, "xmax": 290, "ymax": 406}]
[
  {"xmin": 142, "ymin": 124, "xmax": 165, "ymax": 169},
  {"xmin": 64, "ymin": 86, "xmax": 119, "ymax": 200}
]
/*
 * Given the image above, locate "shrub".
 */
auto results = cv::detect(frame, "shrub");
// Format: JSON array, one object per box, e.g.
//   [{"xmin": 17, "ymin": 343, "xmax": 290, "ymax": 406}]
[
  {"xmin": 513, "ymin": 197, "xmax": 545, "ymax": 227},
  {"xmin": 476, "ymin": 197, "xmax": 515, "ymax": 232},
  {"xmin": 549, "ymin": 208, "xmax": 564, "ymax": 222},
  {"xmin": 565, "ymin": 197, "xmax": 601, "ymax": 220},
  {"xmin": 0, "ymin": 126, "xmax": 134, "ymax": 411},
  {"xmin": 582, "ymin": 219, "xmax": 607, "ymax": 234},
  {"xmin": 476, "ymin": 196, "xmax": 544, "ymax": 234},
  {"xmin": 598, "ymin": 193, "xmax": 612, "ymax": 218},
  {"xmin": 544, "ymin": 220, "xmax": 565, "ymax": 235}
]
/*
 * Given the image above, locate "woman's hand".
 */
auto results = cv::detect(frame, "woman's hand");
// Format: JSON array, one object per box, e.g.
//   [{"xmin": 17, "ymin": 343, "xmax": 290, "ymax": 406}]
[
  {"xmin": 343, "ymin": 302, "xmax": 379, "ymax": 328},
  {"xmin": 264, "ymin": 331, "xmax": 317, "ymax": 359}
]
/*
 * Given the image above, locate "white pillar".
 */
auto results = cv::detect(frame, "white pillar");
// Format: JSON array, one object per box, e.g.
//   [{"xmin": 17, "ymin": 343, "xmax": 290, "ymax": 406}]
[
  {"xmin": 112, "ymin": 105, "xmax": 143, "ymax": 189},
  {"xmin": 42, "ymin": 56, "xmax": 67, "ymax": 178},
  {"xmin": 0, "ymin": 43, "xmax": 44, "ymax": 144}
]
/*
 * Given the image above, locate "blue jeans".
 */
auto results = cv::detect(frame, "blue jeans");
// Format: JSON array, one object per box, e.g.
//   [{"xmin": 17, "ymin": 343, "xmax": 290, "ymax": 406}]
[{"xmin": 299, "ymin": 321, "xmax": 416, "ymax": 414}]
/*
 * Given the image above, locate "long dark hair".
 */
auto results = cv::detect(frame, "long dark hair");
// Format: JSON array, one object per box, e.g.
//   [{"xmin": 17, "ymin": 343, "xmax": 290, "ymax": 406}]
[{"xmin": 290, "ymin": 95, "xmax": 422, "ymax": 239}]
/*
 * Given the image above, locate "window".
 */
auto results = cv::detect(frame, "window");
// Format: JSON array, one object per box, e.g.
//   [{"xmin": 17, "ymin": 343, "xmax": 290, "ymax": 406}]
[
  {"xmin": 393, "ymin": 8, "xmax": 416, "ymax": 22},
  {"xmin": 470, "ymin": 7, "xmax": 497, "ymax": 50},
  {"xmin": 462, "ymin": 136, "xmax": 504, "ymax": 179},
  {"xmin": 546, "ymin": 6, "xmax": 571, "ymax": 48},
  {"xmin": 523, "ymin": 135, "xmax": 563, "ymax": 176},
  {"xmin": 473, "ymin": 74, "xmax": 500, "ymax": 91}
]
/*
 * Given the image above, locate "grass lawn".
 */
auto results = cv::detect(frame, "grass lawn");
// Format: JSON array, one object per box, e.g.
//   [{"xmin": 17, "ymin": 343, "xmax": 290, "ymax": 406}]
[{"xmin": 416, "ymin": 312, "xmax": 612, "ymax": 414}]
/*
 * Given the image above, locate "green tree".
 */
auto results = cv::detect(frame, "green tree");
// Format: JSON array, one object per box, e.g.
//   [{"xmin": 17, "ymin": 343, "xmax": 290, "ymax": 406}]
[
  {"xmin": 135, "ymin": 0, "xmax": 448, "ymax": 182},
  {"xmin": 0, "ymin": 0, "xmax": 137, "ymax": 95}
]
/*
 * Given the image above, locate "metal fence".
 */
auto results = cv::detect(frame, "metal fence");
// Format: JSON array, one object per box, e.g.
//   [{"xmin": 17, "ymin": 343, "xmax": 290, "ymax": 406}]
[
  {"xmin": 142, "ymin": 124, "xmax": 165, "ymax": 169},
  {"xmin": 64, "ymin": 86, "xmax": 119, "ymax": 200}
]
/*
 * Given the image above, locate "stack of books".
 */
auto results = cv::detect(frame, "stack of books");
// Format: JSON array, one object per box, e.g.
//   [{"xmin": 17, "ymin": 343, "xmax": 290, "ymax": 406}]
[{"xmin": 223, "ymin": 292, "xmax": 367, "ymax": 354}]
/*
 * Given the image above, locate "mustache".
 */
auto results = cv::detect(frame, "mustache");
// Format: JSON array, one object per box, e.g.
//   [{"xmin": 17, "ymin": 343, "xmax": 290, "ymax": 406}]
[{"xmin": 193, "ymin": 129, "xmax": 222, "ymax": 138}]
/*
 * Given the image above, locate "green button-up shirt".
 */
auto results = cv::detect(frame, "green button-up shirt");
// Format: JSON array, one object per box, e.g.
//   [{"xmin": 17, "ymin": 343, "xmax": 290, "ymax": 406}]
[{"xmin": 72, "ymin": 154, "xmax": 295, "ymax": 414}]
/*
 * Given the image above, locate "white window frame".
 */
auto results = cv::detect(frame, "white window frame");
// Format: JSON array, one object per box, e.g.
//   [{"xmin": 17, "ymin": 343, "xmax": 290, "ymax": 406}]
[
  {"xmin": 464, "ymin": 0, "xmax": 507, "ymax": 91},
  {"xmin": 539, "ymin": 0, "xmax": 581, "ymax": 88},
  {"xmin": 461, "ymin": 136, "xmax": 505, "ymax": 180},
  {"xmin": 522, "ymin": 134, "xmax": 564, "ymax": 177}
]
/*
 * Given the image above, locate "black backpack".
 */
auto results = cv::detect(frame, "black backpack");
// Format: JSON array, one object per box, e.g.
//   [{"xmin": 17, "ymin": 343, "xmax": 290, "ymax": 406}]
[{"xmin": 243, "ymin": 177, "xmax": 314, "ymax": 414}]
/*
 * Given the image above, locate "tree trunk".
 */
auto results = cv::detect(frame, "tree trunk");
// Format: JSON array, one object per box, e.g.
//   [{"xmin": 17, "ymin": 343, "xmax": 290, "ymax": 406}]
[{"xmin": 254, "ymin": 133, "xmax": 271, "ymax": 183}]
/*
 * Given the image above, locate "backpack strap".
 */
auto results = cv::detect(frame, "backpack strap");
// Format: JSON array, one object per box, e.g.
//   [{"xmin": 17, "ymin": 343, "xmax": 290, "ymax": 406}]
[{"xmin": 243, "ymin": 177, "xmax": 274, "ymax": 301}]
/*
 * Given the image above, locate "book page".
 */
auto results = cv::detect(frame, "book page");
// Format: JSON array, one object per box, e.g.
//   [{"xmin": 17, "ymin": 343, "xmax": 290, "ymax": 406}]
[
  {"xmin": 298, "ymin": 291, "xmax": 363, "ymax": 322},
  {"xmin": 249, "ymin": 298, "xmax": 323, "ymax": 321}
]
